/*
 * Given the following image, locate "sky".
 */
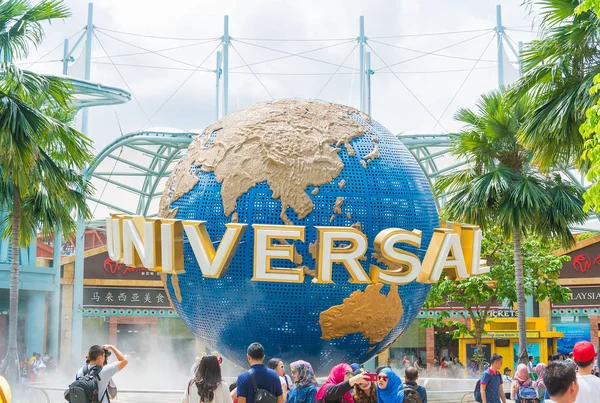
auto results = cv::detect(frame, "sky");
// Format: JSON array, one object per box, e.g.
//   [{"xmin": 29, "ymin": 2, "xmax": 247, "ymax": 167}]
[{"xmin": 19, "ymin": 0, "xmax": 540, "ymax": 218}]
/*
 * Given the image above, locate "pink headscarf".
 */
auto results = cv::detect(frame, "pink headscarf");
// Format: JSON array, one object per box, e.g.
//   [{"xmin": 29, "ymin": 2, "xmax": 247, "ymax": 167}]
[
  {"xmin": 514, "ymin": 364, "xmax": 531, "ymax": 385},
  {"xmin": 316, "ymin": 363, "xmax": 353, "ymax": 403},
  {"xmin": 533, "ymin": 363, "xmax": 546, "ymax": 390}
]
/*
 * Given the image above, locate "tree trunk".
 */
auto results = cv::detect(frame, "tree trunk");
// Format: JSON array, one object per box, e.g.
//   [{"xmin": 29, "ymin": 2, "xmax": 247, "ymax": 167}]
[
  {"xmin": 475, "ymin": 328, "xmax": 484, "ymax": 372},
  {"xmin": 514, "ymin": 226, "xmax": 529, "ymax": 365},
  {"xmin": 2, "ymin": 191, "xmax": 22, "ymax": 386}
]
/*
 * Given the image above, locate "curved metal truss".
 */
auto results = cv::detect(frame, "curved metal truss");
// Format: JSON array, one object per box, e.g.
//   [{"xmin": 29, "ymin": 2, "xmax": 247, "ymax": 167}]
[
  {"xmin": 85, "ymin": 130, "xmax": 193, "ymax": 229},
  {"xmin": 85, "ymin": 131, "xmax": 599, "ymax": 232},
  {"xmin": 61, "ymin": 76, "xmax": 132, "ymax": 109}
]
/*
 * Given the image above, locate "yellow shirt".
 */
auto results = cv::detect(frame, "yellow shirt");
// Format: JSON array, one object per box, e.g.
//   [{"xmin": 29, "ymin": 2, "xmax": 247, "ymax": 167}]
[{"xmin": 0, "ymin": 376, "xmax": 11, "ymax": 403}]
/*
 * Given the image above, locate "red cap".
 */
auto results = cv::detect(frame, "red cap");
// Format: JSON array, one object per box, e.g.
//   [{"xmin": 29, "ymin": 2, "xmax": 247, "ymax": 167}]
[{"xmin": 573, "ymin": 341, "xmax": 596, "ymax": 363}]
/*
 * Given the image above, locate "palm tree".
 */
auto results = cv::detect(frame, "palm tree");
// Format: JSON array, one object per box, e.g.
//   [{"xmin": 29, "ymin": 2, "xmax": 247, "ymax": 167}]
[
  {"xmin": 436, "ymin": 89, "xmax": 586, "ymax": 365},
  {"xmin": 510, "ymin": 0, "xmax": 600, "ymax": 170},
  {"xmin": 0, "ymin": 0, "xmax": 94, "ymax": 385}
]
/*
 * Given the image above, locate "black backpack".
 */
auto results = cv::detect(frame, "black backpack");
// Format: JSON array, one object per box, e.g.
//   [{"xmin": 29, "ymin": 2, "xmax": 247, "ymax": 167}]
[
  {"xmin": 402, "ymin": 388, "xmax": 422, "ymax": 403},
  {"xmin": 64, "ymin": 365, "xmax": 109, "ymax": 403},
  {"xmin": 248, "ymin": 369, "xmax": 278, "ymax": 403}
]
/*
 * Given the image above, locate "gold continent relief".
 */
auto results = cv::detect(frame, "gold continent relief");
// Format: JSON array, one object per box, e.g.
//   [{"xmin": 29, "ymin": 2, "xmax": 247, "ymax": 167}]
[
  {"xmin": 157, "ymin": 99, "xmax": 394, "ymax": 341},
  {"xmin": 158, "ymin": 100, "xmax": 372, "ymax": 221},
  {"xmin": 319, "ymin": 283, "xmax": 404, "ymax": 345}
]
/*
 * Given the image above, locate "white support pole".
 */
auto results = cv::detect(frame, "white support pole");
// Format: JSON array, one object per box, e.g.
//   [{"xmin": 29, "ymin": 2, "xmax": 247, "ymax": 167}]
[
  {"xmin": 72, "ymin": 2, "xmax": 93, "ymax": 363},
  {"xmin": 365, "ymin": 52, "xmax": 371, "ymax": 116},
  {"xmin": 49, "ymin": 231, "xmax": 62, "ymax": 361},
  {"xmin": 62, "ymin": 39, "xmax": 69, "ymax": 75},
  {"xmin": 80, "ymin": 3, "xmax": 94, "ymax": 135},
  {"xmin": 518, "ymin": 41, "xmax": 523, "ymax": 76},
  {"xmin": 216, "ymin": 51, "xmax": 222, "ymax": 120},
  {"xmin": 359, "ymin": 16, "xmax": 365, "ymax": 112},
  {"xmin": 496, "ymin": 4, "xmax": 504, "ymax": 88},
  {"xmin": 223, "ymin": 16, "xmax": 229, "ymax": 116}
]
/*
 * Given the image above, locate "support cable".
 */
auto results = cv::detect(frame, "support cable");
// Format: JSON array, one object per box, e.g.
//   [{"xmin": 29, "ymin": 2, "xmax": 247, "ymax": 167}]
[
  {"xmin": 24, "ymin": 29, "xmax": 85, "ymax": 70},
  {"xmin": 93, "ymin": 31, "xmax": 155, "ymax": 126},
  {"xmin": 431, "ymin": 33, "xmax": 496, "ymax": 131},
  {"xmin": 230, "ymin": 38, "xmax": 358, "ymax": 71},
  {"xmin": 366, "ymin": 43, "xmax": 448, "ymax": 132},
  {"xmin": 230, "ymin": 42, "xmax": 275, "ymax": 100},
  {"xmin": 138, "ymin": 41, "xmax": 222, "ymax": 130},
  {"xmin": 87, "ymin": 145, "xmax": 124, "ymax": 225},
  {"xmin": 313, "ymin": 44, "xmax": 358, "ymax": 100},
  {"xmin": 232, "ymin": 36, "xmax": 354, "ymax": 42},
  {"xmin": 90, "ymin": 38, "xmax": 218, "ymax": 61},
  {"xmin": 369, "ymin": 39, "xmax": 496, "ymax": 63},
  {"xmin": 88, "ymin": 61, "xmax": 495, "ymax": 75},
  {"xmin": 373, "ymin": 30, "xmax": 494, "ymax": 71},
  {"xmin": 94, "ymin": 26, "xmax": 219, "ymax": 41},
  {"xmin": 370, "ymin": 28, "xmax": 494, "ymax": 39},
  {"xmin": 96, "ymin": 29, "xmax": 215, "ymax": 71}
]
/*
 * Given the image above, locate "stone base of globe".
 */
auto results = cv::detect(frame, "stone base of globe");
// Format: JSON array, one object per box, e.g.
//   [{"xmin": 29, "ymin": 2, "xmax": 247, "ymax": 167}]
[{"xmin": 158, "ymin": 100, "xmax": 438, "ymax": 374}]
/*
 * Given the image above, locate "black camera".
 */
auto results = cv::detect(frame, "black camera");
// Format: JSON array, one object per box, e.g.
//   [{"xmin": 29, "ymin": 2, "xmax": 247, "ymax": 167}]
[{"xmin": 103, "ymin": 349, "xmax": 112, "ymax": 365}]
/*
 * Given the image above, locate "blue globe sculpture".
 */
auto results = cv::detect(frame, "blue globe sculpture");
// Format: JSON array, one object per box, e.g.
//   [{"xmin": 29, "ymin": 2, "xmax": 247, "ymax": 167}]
[{"xmin": 159, "ymin": 100, "xmax": 438, "ymax": 374}]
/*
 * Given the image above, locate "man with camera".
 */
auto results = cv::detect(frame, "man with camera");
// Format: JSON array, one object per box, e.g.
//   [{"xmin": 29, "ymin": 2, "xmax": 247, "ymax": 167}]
[{"xmin": 75, "ymin": 344, "xmax": 128, "ymax": 403}]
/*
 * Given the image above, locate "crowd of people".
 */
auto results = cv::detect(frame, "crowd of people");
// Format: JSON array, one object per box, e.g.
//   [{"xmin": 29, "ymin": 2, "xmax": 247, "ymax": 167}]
[
  {"xmin": 478, "ymin": 341, "xmax": 600, "ymax": 403},
  {"xmin": 3, "ymin": 340, "xmax": 599, "ymax": 403},
  {"xmin": 185, "ymin": 342, "xmax": 428, "ymax": 403}
]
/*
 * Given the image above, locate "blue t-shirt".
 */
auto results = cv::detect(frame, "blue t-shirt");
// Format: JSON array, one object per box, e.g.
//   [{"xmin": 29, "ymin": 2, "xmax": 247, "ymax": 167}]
[
  {"xmin": 480, "ymin": 369, "xmax": 502, "ymax": 403},
  {"xmin": 237, "ymin": 364, "xmax": 283, "ymax": 403}
]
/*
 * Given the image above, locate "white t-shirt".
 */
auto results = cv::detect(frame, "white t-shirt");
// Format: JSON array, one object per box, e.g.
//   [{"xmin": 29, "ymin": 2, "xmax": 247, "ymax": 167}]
[
  {"xmin": 76, "ymin": 363, "xmax": 119, "ymax": 403},
  {"xmin": 502, "ymin": 375, "xmax": 512, "ymax": 394},
  {"xmin": 183, "ymin": 379, "xmax": 233, "ymax": 403},
  {"xmin": 575, "ymin": 374, "xmax": 600, "ymax": 403},
  {"xmin": 280, "ymin": 374, "xmax": 292, "ymax": 391}
]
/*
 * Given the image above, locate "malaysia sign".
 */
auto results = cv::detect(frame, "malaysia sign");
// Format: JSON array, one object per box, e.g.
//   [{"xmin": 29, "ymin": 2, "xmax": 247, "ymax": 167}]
[
  {"xmin": 553, "ymin": 285, "xmax": 600, "ymax": 307},
  {"xmin": 105, "ymin": 215, "xmax": 489, "ymax": 284},
  {"xmin": 83, "ymin": 287, "xmax": 171, "ymax": 308}
]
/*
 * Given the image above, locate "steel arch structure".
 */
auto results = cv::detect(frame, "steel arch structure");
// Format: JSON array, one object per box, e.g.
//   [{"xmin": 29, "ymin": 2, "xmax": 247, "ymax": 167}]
[
  {"xmin": 84, "ymin": 131, "xmax": 598, "ymax": 232},
  {"xmin": 85, "ymin": 130, "xmax": 194, "ymax": 229}
]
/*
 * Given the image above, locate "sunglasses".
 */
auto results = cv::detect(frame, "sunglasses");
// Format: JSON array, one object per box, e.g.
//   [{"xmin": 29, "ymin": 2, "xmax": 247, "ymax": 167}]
[{"xmin": 378, "ymin": 375, "xmax": 388, "ymax": 381}]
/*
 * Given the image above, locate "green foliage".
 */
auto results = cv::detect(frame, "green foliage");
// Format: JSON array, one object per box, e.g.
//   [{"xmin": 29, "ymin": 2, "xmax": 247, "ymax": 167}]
[
  {"xmin": 422, "ymin": 229, "xmax": 569, "ymax": 328},
  {"xmin": 421, "ymin": 229, "xmax": 569, "ymax": 368},
  {"xmin": 0, "ymin": 62, "xmax": 94, "ymax": 244},
  {"xmin": 0, "ymin": 0, "xmax": 70, "ymax": 61},
  {"xmin": 436, "ymin": 89, "xmax": 587, "ymax": 246},
  {"xmin": 576, "ymin": 231, "xmax": 599, "ymax": 240},
  {"xmin": 509, "ymin": 0, "xmax": 600, "ymax": 170},
  {"xmin": 435, "ymin": 86, "xmax": 585, "ymax": 365},
  {"xmin": 575, "ymin": 0, "xmax": 600, "ymax": 212}
]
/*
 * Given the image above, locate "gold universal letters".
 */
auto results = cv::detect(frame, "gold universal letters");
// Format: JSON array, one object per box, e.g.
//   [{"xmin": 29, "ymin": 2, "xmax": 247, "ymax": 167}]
[
  {"xmin": 315, "ymin": 226, "xmax": 370, "ymax": 284},
  {"xmin": 182, "ymin": 221, "xmax": 247, "ymax": 278},
  {"xmin": 370, "ymin": 229, "xmax": 423, "ymax": 285},
  {"xmin": 252, "ymin": 224, "xmax": 305, "ymax": 282},
  {"xmin": 105, "ymin": 215, "xmax": 487, "ymax": 284}
]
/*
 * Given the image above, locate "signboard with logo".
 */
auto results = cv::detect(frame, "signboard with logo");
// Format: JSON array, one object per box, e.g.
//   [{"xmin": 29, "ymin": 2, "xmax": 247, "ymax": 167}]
[
  {"xmin": 554, "ymin": 323, "xmax": 590, "ymax": 355},
  {"xmin": 84, "ymin": 252, "xmax": 161, "ymax": 280},
  {"xmin": 83, "ymin": 287, "xmax": 171, "ymax": 308},
  {"xmin": 552, "ymin": 286, "xmax": 600, "ymax": 307},
  {"xmin": 483, "ymin": 331, "xmax": 539, "ymax": 339},
  {"xmin": 514, "ymin": 343, "xmax": 540, "ymax": 370},
  {"xmin": 560, "ymin": 240, "xmax": 600, "ymax": 279},
  {"xmin": 466, "ymin": 343, "xmax": 491, "ymax": 367}
]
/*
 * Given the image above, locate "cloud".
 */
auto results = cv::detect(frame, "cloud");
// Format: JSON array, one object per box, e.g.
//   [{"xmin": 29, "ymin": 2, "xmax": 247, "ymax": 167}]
[{"xmin": 20, "ymin": 0, "xmax": 537, "ymax": 217}]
